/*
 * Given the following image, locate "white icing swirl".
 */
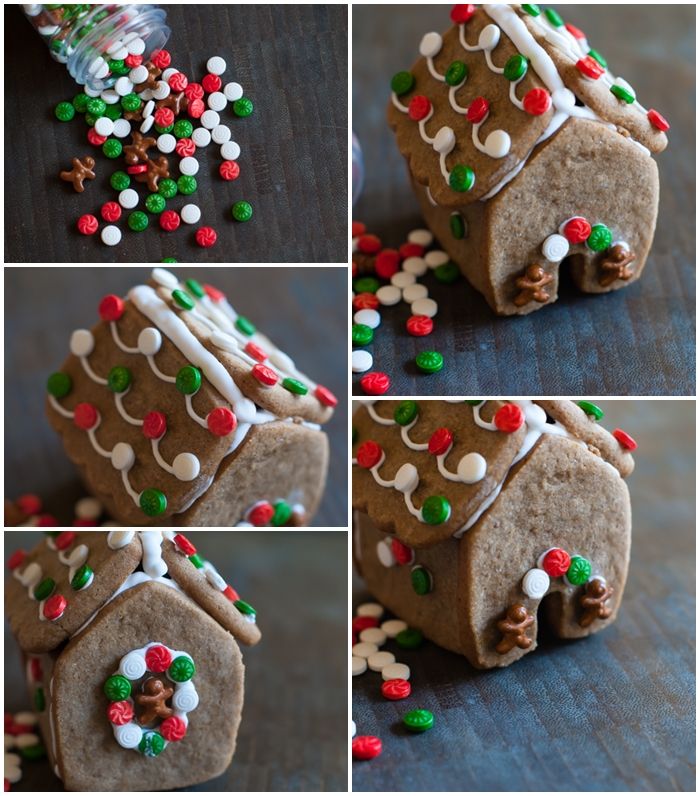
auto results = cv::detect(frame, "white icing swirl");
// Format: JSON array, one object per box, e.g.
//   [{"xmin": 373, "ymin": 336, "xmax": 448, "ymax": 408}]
[
  {"xmin": 113, "ymin": 722, "xmax": 142, "ymax": 749},
  {"xmin": 119, "ymin": 651, "xmax": 147, "ymax": 680}
]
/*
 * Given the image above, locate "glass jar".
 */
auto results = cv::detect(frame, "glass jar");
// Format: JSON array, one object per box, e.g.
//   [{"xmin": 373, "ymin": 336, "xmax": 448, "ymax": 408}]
[
  {"xmin": 352, "ymin": 132, "xmax": 364, "ymax": 207},
  {"xmin": 22, "ymin": 4, "xmax": 170, "ymax": 92}
]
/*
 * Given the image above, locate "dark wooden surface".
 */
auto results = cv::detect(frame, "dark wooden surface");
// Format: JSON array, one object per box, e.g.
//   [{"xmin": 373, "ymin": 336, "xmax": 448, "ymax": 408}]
[
  {"xmin": 352, "ymin": 5, "xmax": 696, "ymax": 396},
  {"xmin": 4, "ymin": 267, "xmax": 348, "ymax": 526},
  {"xmin": 352, "ymin": 400, "xmax": 696, "ymax": 791},
  {"xmin": 4, "ymin": 4, "xmax": 347, "ymax": 263},
  {"xmin": 4, "ymin": 530, "xmax": 348, "ymax": 791}
]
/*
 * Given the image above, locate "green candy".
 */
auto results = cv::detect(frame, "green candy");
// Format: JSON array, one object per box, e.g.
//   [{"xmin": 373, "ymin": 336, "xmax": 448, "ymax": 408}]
[
  {"xmin": 352, "ymin": 426, "xmax": 358, "ymax": 444},
  {"xmin": 177, "ymin": 175, "xmax": 197, "ymax": 195},
  {"xmin": 128, "ymin": 211, "xmax": 149, "ymax": 232},
  {"xmin": 236, "ymin": 316, "xmax": 256, "ymax": 336},
  {"xmin": 55, "ymin": 101, "xmax": 75, "ymax": 121},
  {"xmin": 33, "ymin": 577, "xmax": 55, "ymax": 601},
  {"xmin": 588, "ymin": 48, "xmax": 608, "ymax": 69},
  {"xmin": 176, "ymin": 364, "xmax": 201, "ymax": 393},
  {"xmin": 145, "ymin": 193, "xmax": 166, "ymax": 214},
  {"xmin": 610, "ymin": 84, "xmax": 635, "ymax": 104},
  {"xmin": 104, "ymin": 104, "xmax": 122, "ymax": 121},
  {"xmin": 139, "ymin": 731, "xmax": 165, "ymax": 757},
  {"xmin": 352, "ymin": 323, "xmax": 374, "ymax": 347},
  {"xmin": 102, "ymin": 139, "xmax": 122, "ymax": 161},
  {"xmin": 120, "ymin": 93, "xmax": 141, "ymax": 112},
  {"xmin": 391, "ymin": 71, "xmax": 415, "ymax": 96},
  {"xmin": 354, "ymin": 276, "xmax": 380, "ymax": 294},
  {"xmin": 567, "ymin": 556, "xmax": 592, "ymax": 585},
  {"xmin": 410, "ymin": 565, "xmax": 433, "ymax": 595},
  {"xmin": 154, "ymin": 122, "xmax": 173, "ymax": 134},
  {"xmin": 421, "ymin": 495, "xmax": 450, "ymax": 525},
  {"xmin": 19, "ymin": 743, "xmax": 46, "ymax": 761},
  {"xmin": 450, "ymin": 213, "xmax": 465, "ymax": 240},
  {"xmin": 521, "ymin": 4, "xmax": 541, "ymax": 15},
  {"xmin": 396, "ymin": 627, "xmax": 423, "ymax": 649},
  {"xmin": 107, "ymin": 365, "xmax": 131, "ymax": 393},
  {"xmin": 504, "ymin": 54, "xmax": 528, "ymax": 82},
  {"xmin": 34, "ymin": 686, "xmax": 46, "ymax": 712},
  {"xmin": 587, "ymin": 224, "xmax": 612, "ymax": 252},
  {"xmin": 416, "ymin": 351, "xmax": 444, "ymax": 373},
  {"xmin": 158, "ymin": 178, "xmax": 178, "ymax": 199},
  {"xmin": 465, "ymin": 400, "xmax": 483, "ymax": 405},
  {"xmin": 71, "ymin": 564, "xmax": 93, "ymax": 591},
  {"xmin": 110, "ymin": 171, "xmax": 130, "ymax": 191},
  {"xmin": 72, "ymin": 92, "xmax": 89, "ymax": 113},
  {"xmin": 403, "ymin": 708, "xmax": 434, "ymax": 733},
  {"xmin": 234, "ymin": 599, "xmax": 256, "ymax": 618},
  {"xmin": 282, "ymin": 377, "xmax": 308, "ymax": 395},
  {"xmin": 544, "ymin": 7, "xmax": 564, "ymax": 27},
  {"xmin": 107, "ymin": 58, "xmax": 129, "ymax": 75},
  {"xmin": 162, "ymin": 257, "xmax": 178, "ymax": 263},
  {"xmin": 173, "ymin": 119, "xmax": 193, "ymax": 139},
  {"xmin": 47, "ymin": 371, "xmax": 72, "ymax": 398},
  {"xmin": 103, "ymin": 674, "xmax": 131, "ymax": 701},
  {"xmin": 168, "ymin": 655, "xmax": 196, "ymax": 682},
  {"xmin": 394, "ymin": 400, "xmax": 418, "ymax": 426},
  {"xmin": 140, "ymin": 488, "xmax": 167, "ymax": 517},
  {"xmin": 86, "ymin": 97, "xmax": 106, "ymax": 116},
  {"xmin": 577, "ymin": 400, "xmax": 604, "ymax": 421},
  {"xmin": 445, "ymin": 60, "xmax": 467, "ymax": 87},
  {"xmin": 232, "ymin": 200, "xmax": 253, "ymax": 222},
  {"xmin": 434, "ymin": 262, "xmax": 460, "ymax": 284},
  {"xmin": 84, "ymin": 112, "xmax": 98, "ymax": 127},
  {"xmin": 449, "ymin": 164, "xmax": 475, "ymax": 193},
  {"xmin": 185, "ymin": 278, "xmax": 205, "ymax": 298},
  {"xmin": 188, "ymin": 553, "xmax": 204, "ymax": 569},
  {"xmin": 272, "ymin": 501, "xmax": 292, "ymax": 526},
  {"xmin": 233, "ymin": 97, "xmax": 253, "ymax": 117}
]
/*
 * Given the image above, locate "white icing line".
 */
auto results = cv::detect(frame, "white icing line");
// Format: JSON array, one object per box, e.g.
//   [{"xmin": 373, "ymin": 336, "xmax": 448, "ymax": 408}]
[
  {"xmin": 391, "ymin": 92, "xmax": 409, "ymax": 113},
  {"xmin": 79, "ymin": 355, "xmax": 108, "ymax": 385},
  {"xmin": 114, "ymin": 390, "xmax": 142, "ymax": 426},
  {"xmin": 87, "ymin": 426, "xmax": 112, "ymax": 458},
  {"xmin": 146, "ymin": 352, "xmax": 177, "ymax": 383},
  {"xmin": 185, "ymin": 393, "xmax": 209, "ymax": 428},
  {"xmin": 110, "ymin": 321, "xmax": 139, "ymax": 353},
  {"xmin": 48, "ymin": 394, "xmax": 74, "ymax": 419},
  {"xmin": 120, "ymin": 469, "xmax": 140, "ymax": 505}
]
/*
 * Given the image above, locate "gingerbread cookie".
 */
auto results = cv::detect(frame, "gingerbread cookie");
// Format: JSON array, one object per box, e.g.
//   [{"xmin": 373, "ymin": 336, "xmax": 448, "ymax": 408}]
[
  {"xmin": 45, "ymin": 268, "xmax": 337, "ymax": 526},
  {"xmin": 5, "ymin": 530, "xmax": 260, "ymax": 791},
  {"xmin": 352, "ymin": 400, "xmax": 635, "ymax": 668},
  {"xmin": 388, "ymin": 5, "xmax": 669, "ymax": 315}
]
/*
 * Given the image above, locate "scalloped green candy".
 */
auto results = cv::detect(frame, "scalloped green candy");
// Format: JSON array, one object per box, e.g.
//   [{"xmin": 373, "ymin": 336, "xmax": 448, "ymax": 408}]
[
  {"xmin": 168, "ymin": 655, "xmax": 196, "ymax": 682},
  {"xmin": 354, "ymin": 276, "xmax": 380, "ymax": 294},
  {"xmin": 140, "ymin": 488, "xmax": 167, "ymax": 517},
  {"xmin": 272, "ymin": 500, "xmax": 292, "ymax": 526},
  {"xmin": 504, "ymin": 54, "xmax": 528, "ymax": 82},
  {"xmin": 120, "ymin": 93, "xmax": 141, "ymax": 112},
  {"xmin": 233, "ymin": 97, "xmax": 254, "ymax": 117},
  {"xmin": 416, "ymin": 351, "xmax": 444, "ymax": 374},
  {"xmin": 403, "ymin": 708, "xmax": 434, "ymax": 732},
  {"xmin": 434, "ymin": 261, "xmax": 460, "ymax": 284},
  {"xmin": 352, "ymin": 323, "xmax": 373, "ymax": 347},
  {"xmin": 396, "ymin": 627, "xmax": 423, "ymax": 649},
  {"xmin": 104, "ymin": 674, "xmax": 131, "ymax": 701},
  {"xmin": 587, "ymin": 224, "xmax": 612, "ymax": 252},
  {"xmin": 394, "ymin": 400, "xmax": 418, "ymax": 426},
  {"xmin": 145, "ymin": 193, "xmax": 166, "ymax": 214},
  {"xmin": 139, "ymin": 731, "xmax": 165, "ymax": 757},
  {"xmin": 158, "ymin": 178, "xmax": 178, "ymax": 199},
  {"xmin": 110, "ymin": 171, "xmax": 130, "ymax": 191},
  {"xmin": 567, "ymin": 555, "xmax": 592, "ymax": 585},
  {"xmin": 421, "ymin": 495, "xmax": 450, "ymax": 525},
  {"xmin": 176, "ymin": 365, "xmax": 201, "ymax": 394},
  {"xmin": 72, "ymin": 92, "xmax": 89, "ymax": 113},
  {"xmin": 449, "ymin": 164, "xmax": 475, "ymax": 193},
  {"xmin": 55, "ymin": 101, "xmax": 75, "ymax": 121},
  {"xmin": 391, "ymin": 71, "xmax": 415, "ymax": 96},
  {"xmin": 232, "ymin": 200, "xmax": 253, "ymax": 222},
  {"xmin": 104, "ymin": 103, "xmax": 122, "ymax": 121},
  {"xmin": 47, "ymin": 371, "xmax": 72, "ymax": 398},
  {"xmin": 177, "ymin": 175, "xmax": 197, "ymax": 195}
]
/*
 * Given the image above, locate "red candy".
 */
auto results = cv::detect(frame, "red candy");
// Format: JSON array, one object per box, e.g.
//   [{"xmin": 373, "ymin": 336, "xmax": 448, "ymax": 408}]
[
  {"xmin": 142, "ymin": 411, "xmax": 167, "ymax": 439},
  {"xmin": 523, "ymin": 88, "xmax": 551, "ymax": 116},
  {"xmin": 314, "ymin": 385, "xmax": 338, "ymax": 408},
  {"xmin": 467, "ymin": 96, "xmax": 489, "ymax": 124},
  {"xmin": 357, "ymin": 234, "xmax": 382, "ymax": 255},
  {"xmin": 203, "ymin": 283, "xmax": 225, "ymax": 302},
  {"xmin": 352, "ymin": 221, "xmax": 366, "ymax": 237},
  {"xmin": 77, "ymin": 213, "xmax": 98, "ymax": 235},
  {"xmin": 98, "ymin": 294, "xmax": 125, "ymax": 321},
  {"xmin": 251, "ymin": 363, "xmax": 278, "ymax": 386},
  {"xmin": 184, "ymin": 82, "xmax": 204, "ymax": 101},
  {"xmin": 55, "ymin": 531, "xmax": 76, "ymax": 551},
  {"xmin": 562, "ymin": 216, "xmax": 591, "ymax": 244},
  {"xmin": 87, "ymin": 127, "xmax": 107, "ymax": 146},
  {"xmin": 145, "ymin": 644, "xmax": 172, "ymax": 672},
  {"xmin": 391, "ymin": 538, "xmax": 415, "ymax": 566},
  {"xmin": 36, "ymin": 514, "xmax": 58, "ymax": 527},
  {"xmin": 124, "ymin": 53, "xmax": 142, "ymax": 68},
  {"xmin": 375, "ymin": 249, "xmax": 400, "ymax": 279},
  {"xmin": 73, "ymin": 402, "xmax": 99, "ymax": 430},
  {"xmin": 399, "ymin": 242, "xmax": 424, "ymax": 259},
  {"xmin": 160, "ymin": 210, "xmax": 181, "ymax": 231},
  {"xmin": 382, "ymin": 678, "xmax": 412, "ymax": 700},
  {"xmin": 150, "ymin": 49, "xmax": 171, "ymax": 69},
  {"xmin": 16, "ymin": 494, "xmax": 42, "ymax": 515},
  {"xmin": 576, "ymin": 56, "xmax": 604, "ymax": 80},
  {"xmin": 195, "ymin": 226, "xmax": 217, "ymax": 248},
  {"xmin": 101, "ymin": 201, "xmax": 122, "ymax": 222},
  {"xmin": 356, "ymin": 440, "xmax": 383, "ymax": 469},
  {"xmin": 175, "ymin": 137, "xmax": 196, "ymax": 157},
  {"xmin": 73, "ymin": 519, "xmax": 97, "ymax": 527},
  {"xmin": 168, "ymin": 71, "xmax": 189, "ymax": 92},
  {"xmin": 648, "ymin": 109, "xmax": 670, "ymax": 132},
  {"xmin": 352, "ymin": 735, "xmax": 382, "ymax": 760},
  {"xmin": 428, "ymin": 427, "xmax": 453, "ymax": 456},
  {"xmin": 406, "ymin": 314, "xmax": 433, "ymax": 337},
  {"xmin": 201, "ymin": 73, "xmax": 222, "ymax": 93},
  {"xmin": 154, "ymin": 107, "xmax": 174, "ymax": 128},
  {"xmin": 127, "ymin": 164, "xmax": 148, "ymax": 174},
  {"xmin": 43, "ymin": 594, "xmax": 67, "ymax": 621},
  {"xmin": 188, "ymin": 98, "xmax": 205, "ymax": 119},
  {"xmin": 565, "ymin": 22, "xmax": 586, "ymax": 40},
  {"xmin": 450, "ymin": 4, "xmax": 476, "ymax": 24},
  {"xmin": 173, "ymin": 533, "xmax": 197, "ymax": 556},
  {"xmin": 613, "ymin": 428, "xmax": 637, "ymax": 451},
  {"xmin": 219, "ymin": 160, "xmax": 240, "ymax": 181},
  {"xmin": 359, "ymin": 372, "xmax": 390, "ymax": 396},
  {"xmin": 223, "ymin": 585, "xmax": 239, "ymax": 602},
  {"xmin": 7, "ymin": 549, "xmax": 27, "ymax": 571},
  {"xmin": 107, "ymin": 700, "xmax": 134, "ymax": 726},
  {"xmin": 352, "ymin": 616, "xmax": 379, "ymax": 633},
  {"xmin": 244, "ymin": 342, "xmax": 267, "ymax": 362},
  {"xmin": 408, "ymin": 95, "xmax": 431, "ymax": 122},
  {"xmin": 352, "ymin": 292, "xmax": 379, "ymax": 311},
  {"xmin": 494, "ymin": 403, "xmax": 524, "ymax": 433},
  {"xmin": 207, "ymin": 407, "xmax": 237, "ymax": 436},
  {"xmin": 541, "ymin": 548, "xmax": 571, "ymax": 578},
  {"xmin": 249, "ymin": 502, "xmax": 274, "ymax": 526},
  {"xmin": 160, "ymin": 716, "xmax": 186, "ymax": 742}
]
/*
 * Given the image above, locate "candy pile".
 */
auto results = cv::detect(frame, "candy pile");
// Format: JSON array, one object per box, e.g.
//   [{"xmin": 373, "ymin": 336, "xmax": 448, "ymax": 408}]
[
  {"xmin": 55, "ymin": 50, "xmax": 253, "ymax": 251},
  {"xmin": 4, "ymin": 710, "xmax": 46, "ymax": 790},
  {"xmin": 236, "ymin": 499, "xmax": 307, "ymax": 528},
  {"xmin": 352, "ymin": 601, "xmax": 433, "ymax": 761},
  {"xmin": 4, "ymin": 493, "xmax": 118, "ymax": 528},
  {"xmin": 352, "ymin": 222, "xmax": 463, "ymax": 395}
]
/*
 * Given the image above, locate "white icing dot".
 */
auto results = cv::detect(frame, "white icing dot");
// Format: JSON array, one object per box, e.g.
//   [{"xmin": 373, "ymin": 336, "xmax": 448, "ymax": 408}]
[
  {"xmin": 352, "ymin": 350, "xmax": 373, "ymax": 373},
  {"xmin": 354, "ymin": 309, "xmax": 381, "ymax": 329},
  {"xmin": 552, "ymin": 87, "xmax": 576, "ymax": 113},
  {"xmin": 111, "ymin": 442, "xmax": 135, "ymax": 471},
  {"xmin": 393, "ymin": 462, "xmax": 419, "ymax": 493},
  {"xmin": 479, "ymin": 24, "xmax": 501, "ymax": 51},
  {"xmin": 542, "ymin": 234, "xmax": 570, "ymax": 262},
  {"xmin": 209, "ymin": 330, "xmax": 239, "ymax": 352},
  {"xmin": 433, "ymin": 125, "xmax": 455, "ymax": 155},
  {"xmin": 484, "ymin": 129, "xmax": 511, "ymax": 158},
  {"xmin": 74, "ymin": 496, "xmax": 102, "ymax": 520},
  {"xmin": 173, "ymin": 452, "xmax": 200, "ymax": 481},
  {"xmin": 523, "ymin": 568, "xmax": 550, "ymax": 599},
  {"xmin": 150, "ymin": 267, "xmax": 179, "ymax": 288},
  {"xmin": 376, "ymin": 538, "xmax": 396, "ymax": 567},
  {"xmin": 70, "ymin": 329, "xmax": 94, "ymax": 357},
  {"xmin": 419, "ymin": 31, "xmax": 443, "ymax": 58},
  {"xmin": 376, "ymin": 285, "xmax": 402, "ymax": 306},
  {"xmin": 411, "ymin": 298, "xmax": 438, "ymax": 318},
  {"xmin": 457, "ymin": 452, "xmax": 487, "ymax": 484},
  {"xmin": 138, "ymin": 327, "xmax": 162, "ymax": 356},
  {"xmin": 107, "ymin": 530, "xmax": 135, "ymax": 549}
]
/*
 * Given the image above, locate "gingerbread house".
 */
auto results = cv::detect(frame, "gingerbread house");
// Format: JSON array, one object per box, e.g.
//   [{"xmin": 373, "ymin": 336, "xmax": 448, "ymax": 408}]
[
  {"xmin": 352, "ymin": 400, "xmax": 636, "ymax": 668},
  {"xmin": 45, "ymin": 268, "xmax": 338, "ymax": 527},
  {"xmin": 388, "ymin": 4, "xmax": 669, "ymax": 315},
  {"xmin": 5, "ymin": 530, "xmax": 260, "ymax": 791}
]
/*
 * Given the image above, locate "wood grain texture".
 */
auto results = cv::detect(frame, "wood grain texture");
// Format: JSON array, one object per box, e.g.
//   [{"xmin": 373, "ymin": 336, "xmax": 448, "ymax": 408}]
[
  {"xmin": 4, "ymin": 530, "xmax": 348, "ymax": 791},
  {"xmin": 4, "ymin": 267, "xmax": 347, "ymax": 527},
  {"xmin": 352, "ymin": 5, "xmax": 695, "ymax": 396},
  {"xmin": 4, "ymin": 4, "xmax": 347, "ymax": 263},
  {"xmin": 352, "ymin": 400, "xmax": 696, "ymax": 791}
]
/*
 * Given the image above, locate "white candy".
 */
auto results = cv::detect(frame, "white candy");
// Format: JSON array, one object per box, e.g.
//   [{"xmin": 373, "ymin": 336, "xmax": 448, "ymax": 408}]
[
  {"xmin": 173, "ymin": 452, "xmax": 200, "ymax": 481},
  {"xmin": 223, "ymin": 82, "xmax": 243, "ymax": 101},
  {"xmin": 352, "ymin": 656, "xmax": 367, "ymax": 676},
  {"xmin": 359, "ymin": 627, "xmax": 387, "ymax": 646},
  {"xmin": 419, "ymin": 31, "xmax": 443, "ymax": 58},
  {"xmin": 118, "ymin": 188, "xmax": 139, "ymax": 209},
  {"xmin": 192, "ymin": 127, "xmax": 212, "ymax": 147},
  {"xmin": 402, "ymin": 256, "xmax": 428, "ymax": 276},
  {"xmin": 394, "ymin": 463, "xmax": 419, "ymax": 493},
  {"xmin": 424, "ymin": 250, "xmax": 449, "ymax": 268},
  {"xmin": 139, "ymin": 88, "xmax": 154, "ymax": 101},
  {"xmin": 143, "ymin": 99, "xmax": 155, "ymax": 118},
  {"xmin": 129, "ymin": 65, "xmax": 149, "ymax": 84},
  {"xmin": 74, "ymin": 496, "xmax": 102, "ymax": 520},
  {"xmin": 522, "ymin": 568, "xmax": 550, "ymax": 599},
  {"xmin": 354, "ymin": 309, "xmax": 381, "ymax": 329},
  {"xmin": 12, "ymin": 713, "xmax": 37, "ymax": 727},
  {"xmin": 126, "ymin": 36, "xmax": 146, "ymax": 56},
  {"xmin": 101, "ymin": 225, "xmax": 122, "ymax": 246},
  {"xmin": 201, "ymin": 109, "xmax": 220, "ymax": 129},
  {"xmin": 107, "ymin": 39, "xmax": 127, "ymax": 55},
  {"xmin": 411, "ymin": 297, "xmax": 438, "ymax": 318},
  {"xmin": 433, "ymin": 126, "xmax": 455, "ymax": 155},
  {"xmin": 220, "ymin": 140, "xmax": 240, "ymax": 161},
  {"xmin": 94, "ymin": 116, "xmax": 114, "ymax": 137},
  {"xmin": 114, "ymin": 76, "xmax": 134, "ymax": 96},
  {"xmin": 207, "ymin": 56, "xmax": 227, "ymax": 75},
  {"xmin": 402, "ymin": 284, "xmax": 428, "ymax": 303},
  {"xmin": 381, "ymin": 663, "xmax": 411, "ymax": 681},
  {"xmin": 542, "ymin": 233, "xmax": 570, "ymax": 262},
  {"xmin": 351, "ymin": 720, "xmax": 357, "ymax": 737},
  {"xmin": 381, "ymin": 619, "xmax": 408, "ymax": 638},
  {"xmin": 88, "ymin": 55, "xmax": 106, "ymax": 75},
  {"xmin": 357, "ymin": 602, "xmax": 384, "ymax": 619},
  {"xmin": 352, "ymin": 642, "xmax": 378, "ymax": 659},
  {"xmin": 157, "ymin": 133, "xmax": 176, "ymax": 153},
  {"xmin": 376, "ymin": 539, "xmax": 395, "ymax": 568},
  {"xmin": 112, "ymin": 118, "xmax": 132, "ymax": 138},
  {"xmin": 151, "ymin": 267, "xmax": 179, "ymax": 288},
  {"xmin": 407, "ymin": 228, "xmax": 433, "ymax": 247},
  {"xmin": 152, "ymin": 81, "xmax": 171, "ymax": 100},
  {"xmin": 207, "ymin": 91, "xmax": 227, "ymax": 112},
  {"xmin": 161, "ymin": 67, "xmax": 178, "ymax": 82},
  {"xmin": 70, "ymin": 328, "xmax": 94, "ymax": 357},
  {"xmin": 351, "ymin": 350, "xmax": 373, "ymax": 373},
  {"xmin": 111, "ymin": 442, "xmax": 135, "ymax": 470},
  {"xmin": 457, "ymin": 452, "xmax": 487, "ymax": 484},
  {"xmin": 179, "ymin": 157, "xmax": 199, "ymax": 176},
  {"xmin": 479, "ymin": 23, "xmax": 501, "ymax": 50},
  {"xmin": 391, "ymin": 271, "xmax": 416, "ymax": 289},
  {"xmin": 484, "ymin": 129, "xmax": 511, "ymax": 158},
  {"xmin": 180, "ymin": 204, "xmax": 201, "ymax": 225},
  {"xmin": 376, "ymin": 285, "xmax": 401, "ymax": 306},
  {"xmin": 211, "ymin": 124, "xmax": 231, "ymax": 144},
  {"xmin": 367, "ymin": 651, "xmax": 395, "ymax": 672},
  {"xmin": 138, "ymin": 327, "xmax": 162, "ymax": 355},
  {"xmin": 84, "ymin": 84, "xmax": 101, "ymax": 97},
  {"xmin": 100, "ymin": 89, "xmax": 120, "ymax": 105},
  {"xmin": 140, "ymin": 115, "xmax": 154, "ymax": 133}
]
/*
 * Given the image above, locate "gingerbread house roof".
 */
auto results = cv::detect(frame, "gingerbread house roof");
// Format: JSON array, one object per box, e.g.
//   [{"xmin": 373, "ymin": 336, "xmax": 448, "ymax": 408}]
[
  {"xmin": 46, "ymin": 268, "xmax": 337, "ymax": 523},
  {"xmin": 352, "ymin": 400, "xmax": 635, "ymax": 547},
  {"xmin": 5, "ymin": 531, "xmax": 261, "ymax": 655},
  {"xmin": 388, "ymin": 4, "xmax": 669, "ymax": 208}
]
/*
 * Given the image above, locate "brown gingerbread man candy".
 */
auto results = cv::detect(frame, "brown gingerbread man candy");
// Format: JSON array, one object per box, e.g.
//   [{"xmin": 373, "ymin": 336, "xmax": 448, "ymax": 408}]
[
  {"xmin": 134, "ymin": 156, "xmax": 170, "ymax": 192},
  {"xmin": 599, "ymin": 244, "xmax": 636, "ymax": 287},
  {"xmin": 135, "ymin": 677, "xmax": 174, "ymax": 725},
  {"xmin": 496, "ymin": 603, "xmax": 535, "ymax": 654},
  {"xmin": 579, "ymin": 578, "xmax": 614, "ymax": 627},
  {"xmin": 59, "ymin": 156, "xmax": 96, "ymax": 192},
  {"xmin": 124, "ymin": 131, "xmax": 156, "ymax": 165},
  {"xmin": 514, "ymin": 263, "xmax": 554, "ymax": 307}
]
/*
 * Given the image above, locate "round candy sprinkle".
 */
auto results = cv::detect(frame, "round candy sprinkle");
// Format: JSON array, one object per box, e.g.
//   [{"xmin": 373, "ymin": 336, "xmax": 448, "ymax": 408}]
[
  {"xmin": 55, "ymin": 101, "xmax": 75, "ymax": 121},
  {"xmin": 158, "ymin": 178, "xmax": 178, "ymax": 199},
  {"xmin": 504, "ymin": 54, "xmax": 528, "ymax": 81},
  {"xmin": 33, "ymin": 577, "xmax": 55, "ymax": 601},
  {"xmin": 168, "ymin": 655, "xmax": 195, "ymax": 682},
  {"xmin": 411, "ymin": 298, "xmax": 438, "ymax": 318},
  {"xmin": 648, "ymin": 109, "xmax": 670, "ymax": 132},
  {"xmin": 566, "ymin": 555, "xmax": 592, "ymax": 585},
  {"xmin": 195, "ymin": 226, "xmax": 217, "ymax": 247},
  {"xmin": 407, "ymin": 315, "xmax": 433, "ymax": 337},
  {"xmin": 352, "ymin": 736, "xmax": 382, "ymax": 760},
  {"xmin": 139, "ymin": 488, "xmax": 167, "ymax": 517},
  {"xmin": 128, "ymin": 211, "xmax": 148, "ymax": 232},
  {"xmin": 403, "ymin": 709, "xmax": 434, "ymax": 733},
  {"xmin": 449, "ymin": 164, "xmax": 475, "ymax": 192},
  {"xmin": 410, "ymin": 564, "xmax": 434, "ymax": 594},
  {"xmin": 107, "ymin": 366, "xmax": 131, "ymax": 393},
  {"xmin": 220, "ymin": 160, "xmax": 240, "ymax": 181},
  {"xmin": 421, "ymin": 495, "xmax": 450, "ymax": 524},
  {"xmin": 612, "ymin": 428, "xmax": 637, "ymax": 451},
  {"xmin": 47, "ymin": 371, "xmax": 72, "ymax": 398},
  {"xmin": 540, "ymin": 548, "xmax": 571, "ymax": 578},
  {"xmin": 352, "ymin": 324, "xmax": 374, "ymax": 347},
  {"xmin": 416, "ymin": 351, "xmax": 443, "ymax": 374},
  {"xmin": 434, "ymin": 261, "xmax": 461, "ymax": 284},
  {"xmin": 382, "ymin": 678, "xmax": 411, "ymax": 700},
  {"xmin": 160, "ymin": 209, "xmax": 181, "ymax": 231},
  {"xmin": 110, "ymin": 170, "xmax": 130, "ymax": 191},
  {"xmin": 450, "ymin": 213, "xmax": 465, "ymax": 239},
  {"xmin": 587, "ymin": 224, "xmax": 613, "ymax": 252},
  {"xmin": 102, "ymin": 139, "xmax": 122, "ymax": 158},
  {"xmin": 77, "ymin": 214, "xmax": 98, "ymax": 235},
  {"xmin": 360, "ymin": 371, "xmax": 390, "ymax": 395},
  {"xmin": 494, "ymin": 403, "xmax": 524, "ymax": 433},
  {"xmin": 610, "ymin": 83, "xmax": 635, "ymax": 104},
  {"xmin": 232, "ymin": 201, "xmax": 253, "ymax": 222},
  {"xmin": 145, "ymin": 193, "xmax": 166, "ymax": 214},
  {"xmin": 233, "ymin": 97, "xmax": 253, "ymax": 117},
  {"xmin": 354, "ymin": 308, "xmax": 380, "ymax": 329},
  {"xmin": 352, "ymin": 656, "xmax": 367, "ymax": 676},
  {"xmin": 394, "ymin": 400, "xmax": 418, "ymax": 427},
  {"xmin": 101, "ymin": 225, "xmax": 122, "ymax": 246},
  {"xmin": 577, "ymin": 400, "xmax": 604, "ymax": 420},
  {"xmin": 71, "ymin": 563, "xmax": 93, "ymax": 590},
  {"xmin": 104, "ymin": 674, "xmax": 131, "ymax": 701},
  {"xmin": 367, "ymin": 651, "xmax": 395, "ymax": 672},
  {"xmin": 356, "ymin": 602, "xmax": 384, "ymax": 619},
  {"xmin": 177, "ymin": 175, "xmax": 197, "ymax": 195},
  {"xmin": 282, "ymin": 377, "xmax": 308, "ymax": 395}
]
